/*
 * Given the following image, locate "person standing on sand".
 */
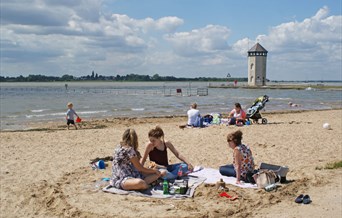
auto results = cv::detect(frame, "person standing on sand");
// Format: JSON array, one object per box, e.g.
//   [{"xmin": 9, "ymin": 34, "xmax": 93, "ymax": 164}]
[
  {"xmin": 219, "ymin": 130, "xmax": 255, "ymax": 184},
  {"xmin": 110, "ymin": 129, "xmax": 166, "ymax": 190},
  {"xmin": 66, "ymin": 102, "xmax": 79, "ymax": 130},
  {"xmin": 140, "ymin": 126, "xmax": 194, "ymax": 180}
]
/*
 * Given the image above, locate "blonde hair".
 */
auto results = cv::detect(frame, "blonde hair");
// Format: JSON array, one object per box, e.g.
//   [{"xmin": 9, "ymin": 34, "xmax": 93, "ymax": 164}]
[
  {"xmin": 121, "ymin": 129, "xmax": 139, "ymax": 151},
  {"xmin": 191, "ymin": 103, "xmax": 197, "ymax": 109},
  {"xmin": 67, "ymin": 102, "xmax": 73, "ymax": 107},
  {"xmin": 227, "ymin": 130, "xmax": 243, "ymax": 145},
  {"xmin": 148, "ymin": 126, "xmax": 165, "ymax": 141}
]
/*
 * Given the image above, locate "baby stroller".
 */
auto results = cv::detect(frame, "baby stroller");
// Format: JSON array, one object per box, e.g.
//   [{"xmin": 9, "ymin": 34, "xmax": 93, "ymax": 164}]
[{"xmin": 246, "ymin": 95, "xmax": 269, "ymax": 124}]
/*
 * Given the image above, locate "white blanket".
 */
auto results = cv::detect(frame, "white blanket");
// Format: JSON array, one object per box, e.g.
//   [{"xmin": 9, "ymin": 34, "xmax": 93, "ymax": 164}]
[
  {"xmin": 189, "ymin": 167, "xmax": 257, "ymax": 189},
  {"xmin": 103, "ymin": 175, "xmax": 206, "ymax": 199}
]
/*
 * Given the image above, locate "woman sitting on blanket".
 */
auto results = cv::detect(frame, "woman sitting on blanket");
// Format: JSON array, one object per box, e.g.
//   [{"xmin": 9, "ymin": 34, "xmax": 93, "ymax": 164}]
[
  {"xmin": 228, "ymin": 103, "xmax": 246, "ymax": 126},
  {"xmin": 219, "ymin": 130, "xmax": 255, "ymax": 184},
  {"xmin": 140, "ymin": 126, "xmax": 194, "ymax": 180},
  {"xmin": 110, "ymin": 128, "xmax": 166, "ymax": 190}
]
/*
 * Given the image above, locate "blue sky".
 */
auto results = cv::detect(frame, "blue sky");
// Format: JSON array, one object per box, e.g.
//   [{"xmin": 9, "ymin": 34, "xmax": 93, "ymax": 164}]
[{"xmin": 1, "ymin": 0, "xmax": 341, "ymax": 80}]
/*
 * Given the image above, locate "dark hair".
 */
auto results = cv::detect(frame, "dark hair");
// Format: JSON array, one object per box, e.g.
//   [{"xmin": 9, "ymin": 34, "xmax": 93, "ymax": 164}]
[
  {"xmin": 227, "ymin": 130, "xmax": 243, "ymax": 145},
  {"xmin": 148, "ymin": 126, "xmax": 164, "ymax": 140},
  {"xmin": 234, "ymin": 103, "xmax": 241, "ymax": 109}
]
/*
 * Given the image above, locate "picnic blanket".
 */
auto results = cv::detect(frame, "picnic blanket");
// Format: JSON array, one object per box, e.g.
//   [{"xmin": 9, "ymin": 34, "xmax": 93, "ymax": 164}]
[
  {"xmin": 189, "ymin": 167, "xmax": 257, "ymax": 189},
  {"xmin": 103, "ymin": 175, "xmax": 206, "ymax": 199}
]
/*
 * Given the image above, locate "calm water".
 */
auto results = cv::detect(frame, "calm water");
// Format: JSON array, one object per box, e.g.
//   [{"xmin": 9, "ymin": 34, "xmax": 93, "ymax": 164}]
[{"xmin": 1, "ymin": 81, "xmax": 341, "ymax": 130}]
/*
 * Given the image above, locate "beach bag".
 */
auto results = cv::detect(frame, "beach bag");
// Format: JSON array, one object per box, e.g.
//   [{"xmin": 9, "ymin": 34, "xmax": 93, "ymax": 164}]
[
  {"xmin": 203, "ymin": 115, "xmax": 213, "ymax": 123},
  {"xmin": 253, "ymin": 169, "xmax": 277, "ymax": 188},
  {"xmin": 212, "ymin": 113, "xmax": 221, "ymax": 125}
]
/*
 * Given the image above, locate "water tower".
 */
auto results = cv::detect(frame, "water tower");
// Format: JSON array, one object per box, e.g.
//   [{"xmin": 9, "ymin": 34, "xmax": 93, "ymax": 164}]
[{"xmin": 247, "ymin": 43, "xmax": 268, "ymax": 86}]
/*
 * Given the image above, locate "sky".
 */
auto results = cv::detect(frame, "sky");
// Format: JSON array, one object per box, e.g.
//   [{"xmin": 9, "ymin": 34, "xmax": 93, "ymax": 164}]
[{"xmin": 1, "ymin": 0, "xmax": 341, "ymax": 81}]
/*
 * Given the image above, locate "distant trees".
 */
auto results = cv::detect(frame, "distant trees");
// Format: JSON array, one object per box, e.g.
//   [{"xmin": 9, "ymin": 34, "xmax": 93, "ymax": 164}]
[
  {"xmin": 61, "ymin": 74, "xmax": 74, "ymax": 81},
  {"xmin": 0, "ymin": 72, "xmax": 248, "ymax": 82},
  {"xmin": 0, "ymin": 74, "xmax": 71, "ymax": 82}
]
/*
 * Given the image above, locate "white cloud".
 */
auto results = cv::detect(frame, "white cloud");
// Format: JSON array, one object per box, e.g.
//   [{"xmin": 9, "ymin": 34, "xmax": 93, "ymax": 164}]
[
  {"xmin": 312, "ymin": 6, "xmax": 329, "ymax": 20},
  {"xmin": 164, "ymin": 25, "xmax": 231, "ymax": 56},
  {"xmin": 0, "ymin": 2, "xmax": 341, "ymax": 80},
  {"xmin": 0, "ymin": 0, "xmax": 185, "ymax": 75},
  {"xmin": 261, "ymin": 6, "xmax": 340, "ymax": 53},
  {"xmin": 155, "ymin": 16, "xmax": 184, "ymax": 32},
  {"xmin": 233, "ymin": 6, "xmax": 341, "ymax": 80}
]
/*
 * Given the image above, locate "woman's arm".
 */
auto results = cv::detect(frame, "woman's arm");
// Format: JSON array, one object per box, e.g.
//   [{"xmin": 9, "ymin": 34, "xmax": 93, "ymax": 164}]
[
  {"xmin": 131, "ymin": 156, "xmax": 160, "ymax": 175},
  {"xmin": 140, "ymin": 143, "xmax": 153, "ymax": 166},
  {"xmin": 166, "ymin": 141, "xmax": 193, "ymax": 171},
  {"xmin": 233, "ymin": 148, "xmax": 243, "ymax": 183}
]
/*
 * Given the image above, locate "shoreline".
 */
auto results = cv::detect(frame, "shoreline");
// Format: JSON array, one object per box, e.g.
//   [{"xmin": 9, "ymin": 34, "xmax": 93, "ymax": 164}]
[
  {"xmin": 2, "ymin": 108, "xmax": 341, "ymax": 132},
  {"xmin": 208, "ymin": 84, "xmax": 342, "ymax": 91},
  {"xmin": 1, "ymin": 80, "xmax": 342, "ymax": 90}
]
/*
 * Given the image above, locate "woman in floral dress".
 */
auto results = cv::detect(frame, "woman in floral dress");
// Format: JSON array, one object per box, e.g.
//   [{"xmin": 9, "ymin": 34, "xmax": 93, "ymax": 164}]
[{"xmin": 219, "ymin": 130, "xmax": 255, "ymax": 184}]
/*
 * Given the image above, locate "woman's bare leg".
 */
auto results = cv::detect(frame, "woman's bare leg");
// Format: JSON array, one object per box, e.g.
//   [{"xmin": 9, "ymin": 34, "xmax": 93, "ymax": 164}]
[
  {"xmin": 143, "ymin": 174, "xmax": 160, "ymax": 184},
  {"xmin": 121, "ymin": 178, "xmax": 148, "ymax": 190},
  {"xmin": 142, "ymin": 170, "xmax": 167, "ymax": 184}
]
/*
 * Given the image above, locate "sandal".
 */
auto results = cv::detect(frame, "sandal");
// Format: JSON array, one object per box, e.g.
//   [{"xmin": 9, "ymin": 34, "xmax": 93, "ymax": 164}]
[
  {"xmin": 295, "ymin": 194, "xmax": 304, "ymax": 203},
  {"xmin": 303, "ymin": 195, "xmax": 312, "ymax": 204}
]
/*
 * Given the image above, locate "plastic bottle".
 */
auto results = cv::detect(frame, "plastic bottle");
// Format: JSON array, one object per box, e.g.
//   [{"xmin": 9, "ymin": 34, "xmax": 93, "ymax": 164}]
[
  {"xmin": 163, "ymin": 179, "xmax": 169, "ymax": 194},
  {"xmin": 181, "ymin": 180, "xmax": 188, "ymax": 194},
  {"xmin": 177, "ymin": 165, "xmax": 183, "ymax": 179}
]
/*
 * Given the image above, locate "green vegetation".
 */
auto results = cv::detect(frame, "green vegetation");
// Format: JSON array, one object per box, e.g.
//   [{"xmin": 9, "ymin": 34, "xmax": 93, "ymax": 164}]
[
  {"xmin": 0, "ymin": 72, "xmax": 247, "ymax": 82},
  {"xmin": 316, "ymin": 160, "xmax": 342, "ymax": 170},
  {"xmin": 324, "ymin": 160, "xmax": 342, "ymax": 169}
]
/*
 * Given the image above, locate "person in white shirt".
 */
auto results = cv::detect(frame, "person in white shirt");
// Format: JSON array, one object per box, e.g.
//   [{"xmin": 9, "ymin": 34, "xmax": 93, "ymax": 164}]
[
  {"xmin": 187, "ymin": 103, "xmax": 200, "ymax": 126},
  {"xmin": 66, "ymin": 102, "xmax": 79, "ymax": 130}
]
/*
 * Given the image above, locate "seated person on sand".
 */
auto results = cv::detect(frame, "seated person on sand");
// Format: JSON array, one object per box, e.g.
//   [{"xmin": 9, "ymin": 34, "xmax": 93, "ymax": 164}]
[
  {"xmin": 140, "ymin": 126, "xmax": 194, "ymax": 180},
  {"xmin": 219, "ymin": 130, "xmax": 255, "ymax": 184},
  {"xmin": 187, "ymin": 102, "xmax": 201, "ymax": 127},
  {"xmin": 110, "ymin": 129, "xmax": 166, "ymax": 190},
  {"xmin": 228, "ymin": 103, "xmax": 246, "ymax": 125}
]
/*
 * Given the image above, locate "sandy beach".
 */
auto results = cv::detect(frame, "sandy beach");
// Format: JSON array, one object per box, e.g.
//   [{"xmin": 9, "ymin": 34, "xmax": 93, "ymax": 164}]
[{"xmin": 1, "ymin": 109, "xmax": 341, "ymax": 217}]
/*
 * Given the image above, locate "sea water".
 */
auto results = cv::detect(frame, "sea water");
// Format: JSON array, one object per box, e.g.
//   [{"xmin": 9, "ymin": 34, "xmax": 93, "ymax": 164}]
[{"xmin": 0, "ymin": 81, "xmax": 341, "ymax": 130}]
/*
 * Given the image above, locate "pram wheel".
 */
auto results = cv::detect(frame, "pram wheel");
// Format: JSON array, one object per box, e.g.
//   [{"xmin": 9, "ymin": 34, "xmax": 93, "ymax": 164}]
[{"xmin": 261, "ymin": 118, "xmax": 268, "ymax": 124}]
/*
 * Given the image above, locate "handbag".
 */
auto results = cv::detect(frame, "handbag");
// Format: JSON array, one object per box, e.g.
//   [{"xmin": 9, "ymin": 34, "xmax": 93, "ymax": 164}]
[{"xmin": 253, "ymin": 169, "xmax": 277, "ymax": 188}]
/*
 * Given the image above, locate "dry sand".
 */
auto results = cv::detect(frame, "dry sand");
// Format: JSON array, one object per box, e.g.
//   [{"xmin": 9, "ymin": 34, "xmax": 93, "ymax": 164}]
[{"xmin": 1, "ymin": 109, "xmax": 341, "ymax": 218}]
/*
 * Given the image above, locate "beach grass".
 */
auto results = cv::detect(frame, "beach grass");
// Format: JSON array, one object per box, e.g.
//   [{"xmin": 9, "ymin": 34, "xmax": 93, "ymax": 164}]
[
  {"xmin": 316, "ymin": 160, "xmax": 342, "ymax": 170},
  {"xmin": 324, "ymin": 160, "xmax": 342, "ymax": 169}
]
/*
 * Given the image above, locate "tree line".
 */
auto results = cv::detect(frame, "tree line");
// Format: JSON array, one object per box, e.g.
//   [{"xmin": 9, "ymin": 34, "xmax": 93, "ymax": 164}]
[{"xmin": 0, "ymin": 71, "xmax": 248, "ymax": 82}]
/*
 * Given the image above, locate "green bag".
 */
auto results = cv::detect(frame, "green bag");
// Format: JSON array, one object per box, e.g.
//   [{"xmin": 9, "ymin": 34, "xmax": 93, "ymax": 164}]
[{"xmin": 212, "ymin": 113, "xmax": 221, "ymax": 125}]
